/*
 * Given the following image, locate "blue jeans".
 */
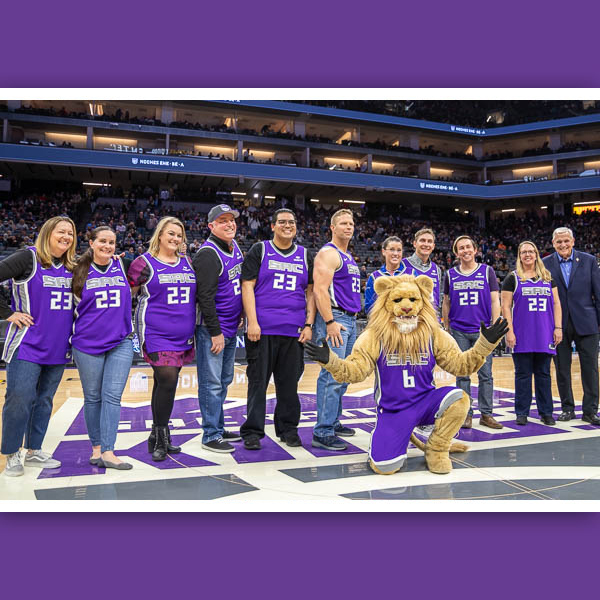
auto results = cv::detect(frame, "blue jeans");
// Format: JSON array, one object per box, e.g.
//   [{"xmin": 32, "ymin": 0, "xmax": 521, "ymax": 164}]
[
  {"xmin": 451, "ymin": 328, "xmax": 494, "ymax": 416},
  {"xmin": 314, "ymin": 309, "xmax": 357, "ymax": 438},
  {"xmin": 73, "ymin": 338, "xmax": 133, "ymax": 452},
  {"xmin": 196, "ymin": 325, "xmax": 237, "ymax": 443},
  {"xmin": 512, "ymin": 352, "xmax": 554, "ymax": 417},
  {"xmin": 1, "ymin": 358, "xmax": 66, "ymax": 455}
]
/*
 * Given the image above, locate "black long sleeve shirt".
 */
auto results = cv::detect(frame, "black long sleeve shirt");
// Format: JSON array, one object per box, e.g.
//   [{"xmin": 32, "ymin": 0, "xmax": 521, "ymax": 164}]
[
  {"xmin": 192, "ymin": 234, "xmax": 234, "ymax": 337},
  {"xmin": 0, "ymin": 250, "xmax": 36, "ymax": 319}
]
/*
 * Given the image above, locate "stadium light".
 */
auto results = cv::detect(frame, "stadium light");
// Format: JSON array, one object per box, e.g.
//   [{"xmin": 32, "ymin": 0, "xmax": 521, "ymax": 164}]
[
  {"xmin": 541, "ymin": 206, "xmax": 548, "ymax": 209},
  {"xmin": 83, "ymin": 182, "xmax": 108, "ymax": 186},
  {"xmin": 502, "ymin": 208, "xmax": 516, "ymax": 212},
  {"xmin": 231, "ymin": 192, "xmax": 246, "ymax": 196},
  {"xmin": 310, "ymin": 199, "xmax": 320, "ymax": 203},
  {"xmin": 265, "ymin": 195, "xmax": 276, "ymax": 199},
  {"xmin": 339, "ymin": 199, "xmax": 364, "ymax": 204},
  {"xmin": 253, "ymin": 194, "xmax": 259, "ymax": 198},
  {"xmin": 574, "ymin": 200, "xmax": 600, "ymax": 206}
]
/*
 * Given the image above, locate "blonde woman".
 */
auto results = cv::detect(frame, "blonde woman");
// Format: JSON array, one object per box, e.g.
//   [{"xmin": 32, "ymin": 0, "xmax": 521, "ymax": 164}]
[
  {"xmin": 1, "ymin": 216, "xmax": 77, "ymax": 476},
  {"xmin": 501, "ymin": 241, "xmax": 562, "ymax": 426},
  {"xmin": 127, "ymin": 217, "xmax": 196, "ymax": 461}
]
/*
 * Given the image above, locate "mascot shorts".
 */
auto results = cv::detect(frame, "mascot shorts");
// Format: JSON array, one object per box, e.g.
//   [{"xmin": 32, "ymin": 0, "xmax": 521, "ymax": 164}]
[{"xmin": 369, "ymin": 386, "xmax": 463, "ymax": 471}]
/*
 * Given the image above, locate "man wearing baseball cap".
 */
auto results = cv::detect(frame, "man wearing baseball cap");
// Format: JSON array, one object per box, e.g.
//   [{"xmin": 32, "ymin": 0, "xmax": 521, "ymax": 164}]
[{"xmin": 193, "ymin": 204, "xmax": 243, "ymax": 453}]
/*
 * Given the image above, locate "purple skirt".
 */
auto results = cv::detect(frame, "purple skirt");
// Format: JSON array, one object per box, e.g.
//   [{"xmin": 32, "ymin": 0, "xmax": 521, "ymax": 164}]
[{"xmin": 143, "ymin": 347, "xmax": 195, "ymax": 367}]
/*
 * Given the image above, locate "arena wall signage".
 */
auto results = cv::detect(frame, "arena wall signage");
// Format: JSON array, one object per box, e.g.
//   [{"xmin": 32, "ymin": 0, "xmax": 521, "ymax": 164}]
[{"xmin": 2, "ymin": 143, "xmax": 600, "ymax": 200}]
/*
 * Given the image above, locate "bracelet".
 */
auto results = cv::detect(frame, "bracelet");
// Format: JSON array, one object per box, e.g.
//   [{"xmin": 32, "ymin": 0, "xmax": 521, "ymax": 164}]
[
  {"xmin": 325, "ymin": 319, "xmax": 335, "ymax": 326},
  {"xmin": 304, "ymin": 323, "xmax": 313, "ymax": 329},
  {"xmin": 554, "ymin": 326, "xmax": 562, "ymax": 329}
]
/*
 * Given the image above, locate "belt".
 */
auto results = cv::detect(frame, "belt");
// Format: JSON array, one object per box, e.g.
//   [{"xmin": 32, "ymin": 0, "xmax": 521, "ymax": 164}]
[{"xmin": 333, "ymin": 306, "xmax": 358, "ymax": 317}]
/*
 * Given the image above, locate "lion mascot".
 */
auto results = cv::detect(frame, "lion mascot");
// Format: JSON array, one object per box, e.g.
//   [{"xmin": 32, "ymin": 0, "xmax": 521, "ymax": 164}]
[{"xmin": 305, "ymin": 274, "xmax": 508, "ymax": 475}]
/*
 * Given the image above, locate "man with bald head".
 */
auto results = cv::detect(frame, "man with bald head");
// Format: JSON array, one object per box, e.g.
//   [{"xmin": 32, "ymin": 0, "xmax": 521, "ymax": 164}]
[{"xmin": 542, "ymin": 226, "xmax": 600, "ymax": 425}]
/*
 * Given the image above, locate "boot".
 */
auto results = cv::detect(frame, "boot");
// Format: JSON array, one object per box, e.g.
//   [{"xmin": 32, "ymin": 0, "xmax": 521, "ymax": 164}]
[
  {"xmin": 148, "ymin": 424, "xmax": 181, "ymax": 454},
  {"xmin": 425, "ymin": 392, "xmax": 469, "ymax": 474},
  {"xmin": 151, "ymin": 426, "xmax": 169, "ymax": 462}
]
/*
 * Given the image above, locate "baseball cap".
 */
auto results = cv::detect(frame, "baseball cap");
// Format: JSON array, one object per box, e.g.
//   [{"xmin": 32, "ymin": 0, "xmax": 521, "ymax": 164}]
[{"xmin": 208, "ymin": 204, "xmax": 240, "ymax": 222}]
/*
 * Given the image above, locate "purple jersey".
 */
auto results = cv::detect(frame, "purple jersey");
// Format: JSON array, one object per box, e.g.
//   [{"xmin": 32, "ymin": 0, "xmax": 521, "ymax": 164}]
[
  {"xmin": 374, "ymin": 344, "xmax": 436, "ymax": 410},
  {"xmin": 134, "ymin": 253, "xmax": 196, "ymax": 353},
  {"xmin": 198, "ymin": 239, "xmax": 243, "ymax": 338},
  {"xmin": 447, "ymin": 264, "xmax": 493, "ymax": 333},
  {"xmin": 323, "ymin": 242, "xmax": 361, "ymax": 313},
  {"xmin": 402, "ymin": 257, "xmax": 441, "ymax": 310},
  {"xmin": 71, "ymin": 258, "xmax": 133, "ymax": 355},
  {"xmin": 511, "ymin": 273, "xmax": 556, "ymax": 354},
  {"xmin": 254, "ymin": 240, "xmax": 309, "ymax": 337},
  {"xmin": 2, "ymin": 247, "xmax": 73, "ymax": 364}
]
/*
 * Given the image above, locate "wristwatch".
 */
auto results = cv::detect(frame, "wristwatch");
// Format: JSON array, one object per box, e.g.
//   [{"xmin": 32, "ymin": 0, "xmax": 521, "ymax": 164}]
[
  {"xmin": 325, "ymin": 319, "xmax": 335, "ymax": 326},
  {"xmin": 304, "ymin": 323, "xmax": 313, "ymax": 329}
]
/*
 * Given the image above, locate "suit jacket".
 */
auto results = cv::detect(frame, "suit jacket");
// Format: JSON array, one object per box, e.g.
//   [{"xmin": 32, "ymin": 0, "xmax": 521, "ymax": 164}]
[{"xmin": 543, "ymin": 250, "xmax": 600, "ymax": 335}]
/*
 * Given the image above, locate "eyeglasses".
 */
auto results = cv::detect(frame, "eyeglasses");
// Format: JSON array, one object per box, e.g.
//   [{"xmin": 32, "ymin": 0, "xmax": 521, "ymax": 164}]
[
  {"xmin": 520, "ymin": 250, "xmax": 536, "ymax": 255},
  {"xmin": 276, "ymin": 220, "xmax": 296, "ymax": 225}
]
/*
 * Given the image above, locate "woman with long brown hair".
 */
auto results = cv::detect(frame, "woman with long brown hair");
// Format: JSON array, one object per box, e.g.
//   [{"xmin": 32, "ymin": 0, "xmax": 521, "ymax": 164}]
[
  {"xmin": 71, "ymin": 226, "xmax": 134, "ymax": 470},
  {"xmin": 0, "ymin": 216, "xmax": 77, "ymax": 476}
]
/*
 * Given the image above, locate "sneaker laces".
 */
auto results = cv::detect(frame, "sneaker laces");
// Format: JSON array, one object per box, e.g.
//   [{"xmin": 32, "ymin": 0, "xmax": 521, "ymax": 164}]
[{"xmin": 8, "ymin": 451, "xmax": 22, "ymax": 467}]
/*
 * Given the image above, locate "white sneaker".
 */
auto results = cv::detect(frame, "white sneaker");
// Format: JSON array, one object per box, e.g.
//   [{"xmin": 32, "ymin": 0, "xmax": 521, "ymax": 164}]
[
  {"xmin": 24, "ymin": 450, "xmax": 61, "ymax": 469},
  {"xmin": 4, "ymin": 451, "xmax": 24, "ymax": 477}
]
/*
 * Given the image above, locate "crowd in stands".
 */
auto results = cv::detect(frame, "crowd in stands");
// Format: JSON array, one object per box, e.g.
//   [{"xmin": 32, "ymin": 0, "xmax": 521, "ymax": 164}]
[
  {"xmin": 3, "ymin": 183, "xmax": 600, "ymax": 319},
  {"xmin": 291, "ymin": 100, "xmax": 600, "ymax": 129}
]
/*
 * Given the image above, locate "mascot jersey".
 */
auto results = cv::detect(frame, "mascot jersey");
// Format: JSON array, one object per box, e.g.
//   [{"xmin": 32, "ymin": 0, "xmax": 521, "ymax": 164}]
[
  {"xmin": 324, "ymin": 242, "xmax": 361, "ymax": 313},
  {"xmin": 511, "ymin": 273, "xmax": 556, "ymax": 354},
  {"xmin": 374, "ymin": 345, "xmax": 437, "ymax": 411},
  {"xmin": 447, "ymin": 263, "xmax": 493, "ymax": 333},
  {"xmin": 254, "ymin": 240, "xmax": 309, "ymax": 336}
]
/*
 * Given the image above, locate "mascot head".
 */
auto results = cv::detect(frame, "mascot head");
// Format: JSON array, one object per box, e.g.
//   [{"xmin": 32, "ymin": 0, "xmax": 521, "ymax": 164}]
[{"xmin": 370, "ymin": 275, "xmax": 438, "ymax": 363}]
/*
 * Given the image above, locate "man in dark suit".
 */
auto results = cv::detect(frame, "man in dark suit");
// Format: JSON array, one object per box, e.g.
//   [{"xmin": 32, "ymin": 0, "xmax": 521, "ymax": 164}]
[{"xmin": 543, "ymin": 227, "xmax": 600, "ymax": 425}]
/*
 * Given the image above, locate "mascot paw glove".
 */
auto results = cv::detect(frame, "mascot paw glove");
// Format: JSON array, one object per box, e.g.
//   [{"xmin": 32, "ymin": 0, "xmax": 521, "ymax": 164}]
[
  {"xmin": 480, "ymin": 317, "xmax": 509, "ymax": 344},
  {"xmin": 305, "ymin": 339, "xmax": 330, "ymax": 364}
]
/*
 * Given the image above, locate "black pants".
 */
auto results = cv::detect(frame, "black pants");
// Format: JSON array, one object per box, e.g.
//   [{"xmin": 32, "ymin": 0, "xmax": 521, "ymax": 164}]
[
  {"xmin": 241, "ymin": 334, "xmax": 304, "ymax": 439},
  {"xmin": 553, "ymin": 317, "xmax": 599, "ymax": 415}
]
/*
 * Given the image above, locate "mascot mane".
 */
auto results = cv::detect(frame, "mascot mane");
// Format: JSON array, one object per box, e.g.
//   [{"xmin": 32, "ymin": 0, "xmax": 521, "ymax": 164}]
[{"xmin": 368, "ymin": 274, "xmax": 439, "ymax": 365}]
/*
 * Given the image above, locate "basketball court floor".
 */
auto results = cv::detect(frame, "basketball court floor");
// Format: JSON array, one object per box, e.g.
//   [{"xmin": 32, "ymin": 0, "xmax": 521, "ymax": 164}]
[{"xmin": 2, "ymin": 357, "xmax": 600, "ymax": 505}]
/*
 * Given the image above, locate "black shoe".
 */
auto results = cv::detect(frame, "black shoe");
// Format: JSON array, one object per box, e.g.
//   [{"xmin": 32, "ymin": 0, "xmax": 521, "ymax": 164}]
[
  {"xmin": 148, "ymin": 424, "xmax": 181, "ymax": 454},
  {"xmin": 515, "ymin": 415, "xmax": 528, "ymax": 426},
  {"xmin": 243, "ymin": 436, "xmax": 261, "ymax": 450},
  {"xmin": 280, "ymin": 432, "xmax": 302, "ymax": 447},
  {"xmin": 557, "ymin": 411, "xmax": 576, "ymax": 422},
  {"xmin": 582, "ymin": 414, "xmax": 600, "ymax": 426},
  {"xmin": 202, "ymin": 438, "xmax": 235, "ymax": 453},
  {"xmin": 334, "ymin": 425, "xmax": 356, "ymax": 437},
  {"xmin": 151, "ymin": 426, "xmax": 169, "ymax": 462},
  {"xmin": 222, "ymin": 430, "xmax": 242, "ymax": 442},
  {"xmin": 540, "ymin": 414, "xmax": 556, "ymax": 426},
  {"xmin": 311, "ymin": 435, "xmax": 347, "ymax": 451}
]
